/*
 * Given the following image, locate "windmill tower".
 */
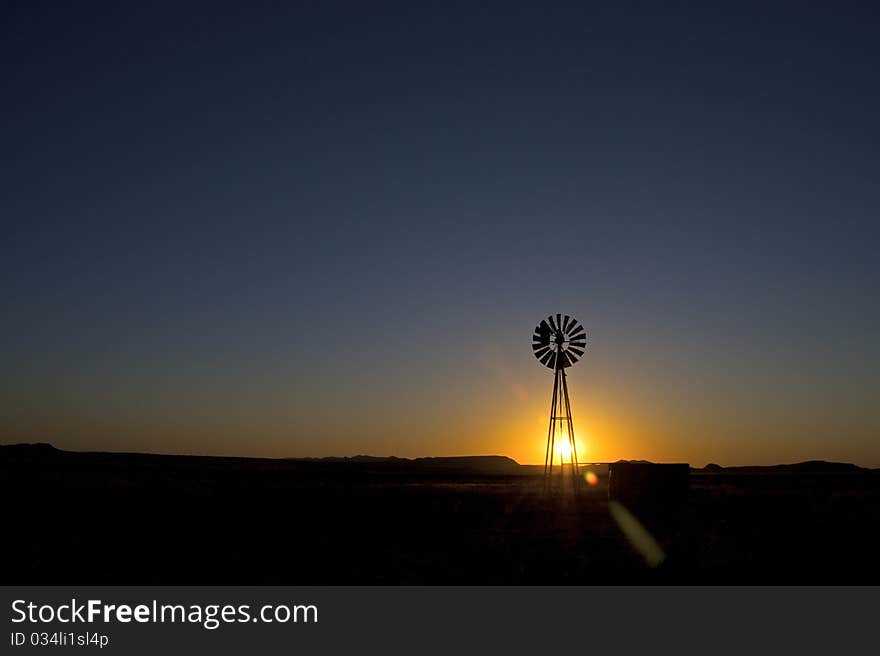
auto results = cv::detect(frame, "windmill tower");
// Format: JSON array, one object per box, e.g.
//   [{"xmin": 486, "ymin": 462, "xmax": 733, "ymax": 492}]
[{"xmin": 531, "ymin": 314, "xmax": 587, "ymax": 486}]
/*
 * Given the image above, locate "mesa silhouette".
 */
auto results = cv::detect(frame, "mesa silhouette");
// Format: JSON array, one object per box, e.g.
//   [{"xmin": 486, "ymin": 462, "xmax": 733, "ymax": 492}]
[{"xmin": 2, "ymin": 443, "xmax": 878, "ymax": 584}]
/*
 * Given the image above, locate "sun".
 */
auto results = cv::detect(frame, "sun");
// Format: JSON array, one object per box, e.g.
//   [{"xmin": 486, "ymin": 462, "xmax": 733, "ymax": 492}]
[
  {"xmin": 556, "ymin": 439, "xmax": 572, "ymax": 459},
  {"xmin": 535, "ymin": 429, "xmax": 587, "ymax": 465}
]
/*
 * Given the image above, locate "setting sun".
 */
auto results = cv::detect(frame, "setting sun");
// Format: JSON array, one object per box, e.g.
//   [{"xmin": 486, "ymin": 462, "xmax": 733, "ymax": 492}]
[
  {"xmin": 556, "ymin": 439, "xmax": 572, "ymax": 459},
  {"xmin": 547, "ymin": 428, "xmax": 587, "ymax": 463}
]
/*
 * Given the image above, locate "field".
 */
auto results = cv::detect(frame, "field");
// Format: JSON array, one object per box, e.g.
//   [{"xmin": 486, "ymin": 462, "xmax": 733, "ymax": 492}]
[{"xmin": 2, "ymin": 444, "xmax": 879, "ymax": 584}]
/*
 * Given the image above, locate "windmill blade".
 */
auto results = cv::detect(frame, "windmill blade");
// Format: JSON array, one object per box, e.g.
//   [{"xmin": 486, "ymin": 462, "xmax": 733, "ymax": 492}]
[
  {"xmin": 562, "ymin": 315, "xmax": 571, "ymax": 331},
  {"xmin": 557, "ymin": 351, "xmax": 571, "ymax": 368},
  {"xmin": 540, "ymin": 350, "xmax": 553, "ymax": 366},
  {"xmin": 548, "ymin": 314, "xmax": 558, "ymax": 333},
  {"xmin": 568, "ymin": 323, "xmax": 585, "ymax": 338},
  {"xmin": 568, "ymin": 346, "xmax": 584, "ymax": 358},
  {"xmin": 532, "ymin": 341, "xmax": 548, "ymax": 351},
  {"xmin": 535, "ymin": 321, "xmax": 552, "ymax": 345},
  {"xmin": 534, "ymin": 346, "xmax": 550, "ymax": 359},
  {"xmin": 569, "ymin": 340, "xmax": 586, "ymax": 350},
  {"xmin": 548, "ymin": 350, "xmax": 558, "ymax": 369},
  {"xmin": 556, "ymin": 313, "xmax": 562, "ymax": 334}
]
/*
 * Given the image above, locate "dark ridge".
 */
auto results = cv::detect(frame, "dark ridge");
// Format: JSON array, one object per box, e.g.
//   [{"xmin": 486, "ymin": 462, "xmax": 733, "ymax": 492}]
[
  {"xmin": 694, "ymin": 460, "xmax": 871, "ymax": 474},
  {"xmin": 413, "ymin": 455, "xmax": 519, "ymax": 467},
  {"xmin": 0, "ymin": 443, "xmax": 525, "ymax": 477},
  {"xmin": 0, "ymin": 442, "xmax": 60, "ymax": 459},
  {"xmin": 0, "ymin": 442, "xmax": 58, "ymax": 451},
  {"xmin": 289, "ymin": 455, "xmax": 404, "ymax": 462},
  {"xmin": 286, "ymin": 454, "xmax": 519, "ymax": 466},
  {"xmin": 717, "ymin": 461, "xmax": 868, "ymax": 473}
]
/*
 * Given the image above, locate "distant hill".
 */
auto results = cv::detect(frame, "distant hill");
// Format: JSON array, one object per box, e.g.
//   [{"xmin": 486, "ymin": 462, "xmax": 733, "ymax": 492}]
[
  {"xmin": 284, "ymin": 453, "xmax": 523, "ymax": 475},
  {"xmin": 0, "ymin": 443, "xmax": 525, "ymax": 477},
  {"xmin": 413, "ymin": 455, "xmax": 520, "ymax": 470},
  {"xmin": 1, "ymin": 442, "xmax": 58, "ymax": 452},
  {"xmin": 0, "ymin": 442, "xmax": 60, "ymax": 461},
  {"xmin": 695, "ymin": 460, "xmax": 870, "ymax": 473},
  {"xmin": 289, "ymin": 454, "xmax": 518, "ymax": 467}
]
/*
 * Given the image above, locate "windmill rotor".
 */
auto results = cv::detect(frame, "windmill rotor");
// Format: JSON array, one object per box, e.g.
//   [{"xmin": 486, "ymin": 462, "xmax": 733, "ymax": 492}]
[{"xmin": 532, "ymin": 314, "xmax": 588, "ymax": 370}]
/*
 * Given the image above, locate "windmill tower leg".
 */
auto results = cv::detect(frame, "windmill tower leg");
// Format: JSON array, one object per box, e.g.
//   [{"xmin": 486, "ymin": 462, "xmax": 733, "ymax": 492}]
[
  {"xmin": 544, "ymin": 368, "xmax": 559, "ymax": 483},
  {"xmin": 560, "ymin": 368, "xmax": 579, "ymax": 487}
]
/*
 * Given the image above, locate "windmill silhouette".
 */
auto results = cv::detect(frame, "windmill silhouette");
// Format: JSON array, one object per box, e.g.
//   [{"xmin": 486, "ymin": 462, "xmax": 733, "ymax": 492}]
[{"xmin": 532, "ymin": 313, "xmax": 587, "ymax": 486}]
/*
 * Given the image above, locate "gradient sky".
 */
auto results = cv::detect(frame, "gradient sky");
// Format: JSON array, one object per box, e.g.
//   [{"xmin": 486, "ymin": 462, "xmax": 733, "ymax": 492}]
[{"xmin": 3, "ymin": 1, "xmax": 879, "ymax": 466}]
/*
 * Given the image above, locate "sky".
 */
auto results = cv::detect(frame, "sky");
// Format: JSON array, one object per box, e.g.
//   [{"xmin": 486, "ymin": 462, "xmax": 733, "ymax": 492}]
[{"xmin": 2, "ymin": 1, "xmax": 879, "ymax": 466}]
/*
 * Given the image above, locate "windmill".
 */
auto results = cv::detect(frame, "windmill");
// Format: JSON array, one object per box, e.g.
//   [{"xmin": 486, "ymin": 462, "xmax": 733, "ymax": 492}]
[{"xmin": 532, "ymin": 313, "xmax": 587, "ymax": 485}]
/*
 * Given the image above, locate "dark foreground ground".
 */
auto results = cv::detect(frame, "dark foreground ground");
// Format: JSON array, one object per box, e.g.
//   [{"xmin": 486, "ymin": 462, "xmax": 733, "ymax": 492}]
[{"xmin": 2, "ymin": 444, "xmax": 879, "ymax": 584}]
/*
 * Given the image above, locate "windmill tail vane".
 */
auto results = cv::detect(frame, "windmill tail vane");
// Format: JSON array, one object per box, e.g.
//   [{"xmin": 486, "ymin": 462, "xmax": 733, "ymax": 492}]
[{"xmin": 532, "ymin": 313, "xmax": 587, "ymax": 488}]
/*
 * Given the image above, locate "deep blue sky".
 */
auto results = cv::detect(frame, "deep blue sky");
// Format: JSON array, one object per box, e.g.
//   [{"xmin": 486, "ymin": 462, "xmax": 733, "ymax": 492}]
[{"xmin": 3, "ymin": 1, "xmax": 879, "ymax": 465}]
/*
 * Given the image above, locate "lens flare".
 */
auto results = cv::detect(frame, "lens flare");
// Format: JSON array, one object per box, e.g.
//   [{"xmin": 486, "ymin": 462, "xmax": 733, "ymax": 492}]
[
  {"xmin": 585, "ymin": 471, "xmax": 599, "ymax": 486},
  {"xmin": 608, "ymin": 500, "xmax": 666, "ymax": 567}
]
